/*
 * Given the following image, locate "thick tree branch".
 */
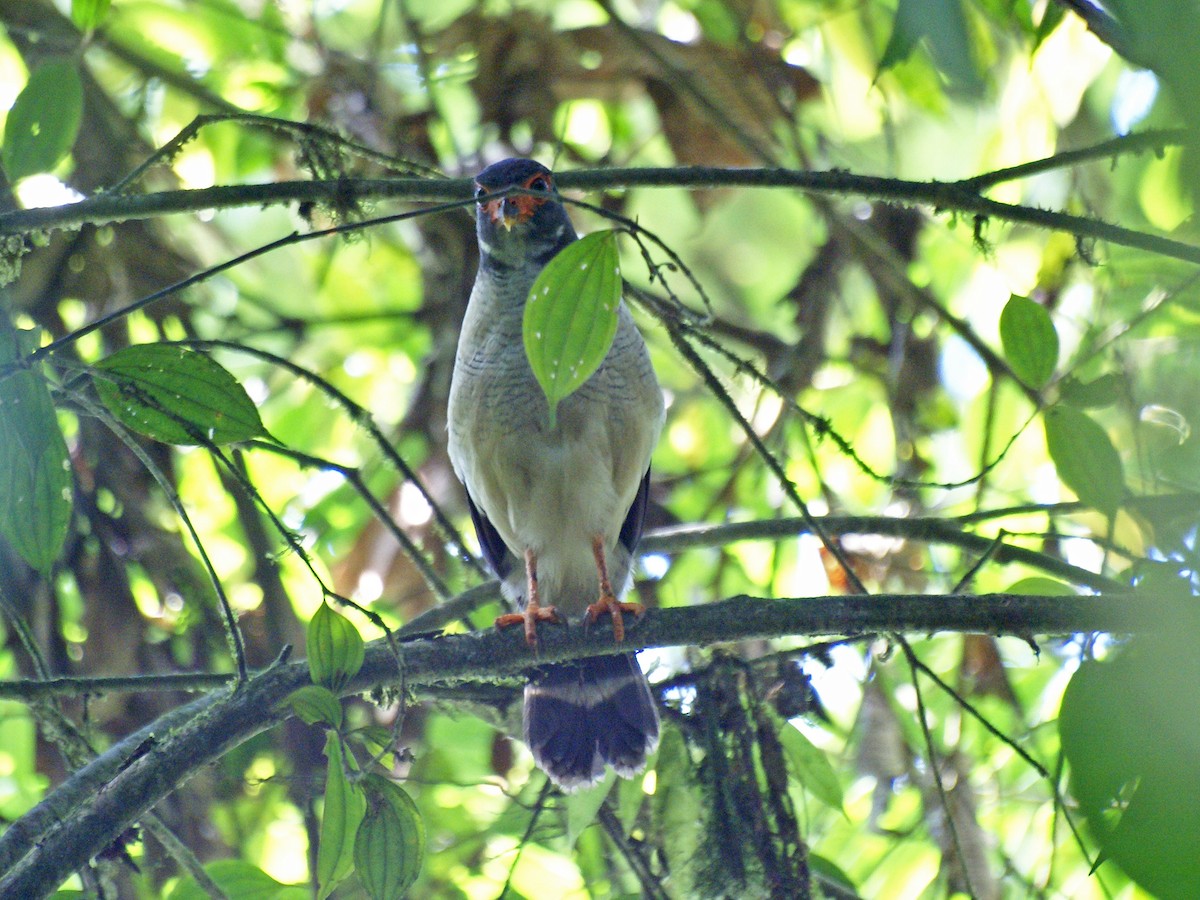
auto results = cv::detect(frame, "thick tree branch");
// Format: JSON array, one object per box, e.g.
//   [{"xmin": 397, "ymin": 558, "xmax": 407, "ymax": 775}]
[
  {"xmin": 0, "ymin": 509, "xmax": 1131, "ymax": 702},
  {"xmin": 0, "ymin": 591, "xmax": 1169, "ymax": 896},
  {"xmin": 3, "ymin": 143, "xmax": 1200, "ymax": 265}
]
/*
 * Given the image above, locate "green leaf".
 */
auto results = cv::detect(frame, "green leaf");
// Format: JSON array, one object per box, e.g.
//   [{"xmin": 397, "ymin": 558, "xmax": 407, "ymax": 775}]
[
  {"xmin": 1059, "ymin": 372, "xmax": 1121, "ymax": 408},
  {"xmin": 71, "ymin": 0, "xmax": 112, "ymax": 30},
  {"xmin": 0, "ymin": 316, "xmax": 72, "ymax": 573},
  {"xmin": 166, "ymin": 859, "xmax": 288, "ymax": 900},
  {"xmin": 356, "ymin": 775, "xmax": 425, "ymax": 899},
  {"xmin": 999, "ymin": 295, "xmax": 1058, "ymax": 389},
  {"xmin": 1034, "ymin": 2, "xmax": 1066, "ymax": 48},
  {"xmin": 307, "ymin": 601, "xmax": 365, "ymax": 692},
  {"xmin": 95, "ymin": 344, "xmax": 266, "ymax": 445},
  {"xmin": 564, "ymin": 772, "xmax": 615, "ymax": 845},
  {"xmin": 652, "ymin": 726, "xmax": 703, "ymax": 896},
  {"xmin": 317, "ymin": 732, "xmax": 366, "ymax": 899},
  {"xmin": 523, "ymin": 230, "xmax": 622, "ymax": 429},
  {"xmin": 1044, "ymin": 405, "xmax": 1125, "ymax": 516},
  {"xmin": 1003, "ymin": 576, "xmax": 1075, "ymax": 596},
  {"xmin": 778, "ymin": 721, "xmax": 844, "ymax": 813},
  {"xmin": 810, "ymin": 854, "xmax": 859, "ymax": 895},
  {"xmin": 285, "ymin": 684, "xmax": 343, "ymax": 728},
  {"xmin": 879, "ymin": 0, "xmax": 981, "ymax": 94},
  {"xmin": 1060, "ymin": 629, "xmax": 1200, "ymax": 899},
  {"xmin": 2, "ymin": 60, "xmax": 83, "ymax": 181}
]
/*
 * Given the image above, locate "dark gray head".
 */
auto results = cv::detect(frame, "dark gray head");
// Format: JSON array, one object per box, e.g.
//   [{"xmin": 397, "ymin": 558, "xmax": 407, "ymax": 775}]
[{"xmin": 473, "ymin": 158, "xmax": 576, "ymax": 267}]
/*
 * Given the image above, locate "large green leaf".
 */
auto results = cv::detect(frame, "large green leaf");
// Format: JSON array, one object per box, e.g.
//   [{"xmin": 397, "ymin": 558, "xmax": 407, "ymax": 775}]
[
  {"xmin": 879, "ymin": 0, "xmax": 981, "ymax": 94},
  {"xmin": 1060, "ymin": 627, "xmax": 1200, "ymax": 899},
  {"xmin": 523, "ymin": 230, "xmax": 622, "ymax": 429},
  {"xmin": 999, "ymin": 295, "xmax": 1058, "ymax": 389},
  {"xmin": 0, "ymin": 317, "xmax": 71, "ymax": 573},
  {"xmin": 166, "ymin": 859, "xmax": 291, "ymax": 900},
  {"xmin": 285, "ymin": 684, "xmax": 343, "ymax": 729},
  {"xmin": 307, "ymin": 601, "xmax": 365, "ymax": 693},
  {"xmin": 317, "ymin": 732, "xmax": 365, "ymax": 899},
  {"xmin": 652, "ymin": 726, "xmax": 703, "ymax": 896},
  {"xmin": 1059, "ymin": 372, "xmax": 1121, "ymax": 409},
  {"xmin": 95, "ymin": 344, "xmax": 266, "ymax": 445},
  {"xmin": 2, "ymin": 60, "xmax": 83, "ymax": 181},
  {"xmin": 355, "ymin": 775, "xmax": 425, "ymax": 899},
  {"xmin": 778, "ymin": 720, "xmax": 844, "ymax": 813},
  {"xmin": 1044, "ymin": 405, "xmax": 1125, "ymax": 517},
  {"xmin": 564, "ymin": 772, "xmax": 616, "ymax": 845}
]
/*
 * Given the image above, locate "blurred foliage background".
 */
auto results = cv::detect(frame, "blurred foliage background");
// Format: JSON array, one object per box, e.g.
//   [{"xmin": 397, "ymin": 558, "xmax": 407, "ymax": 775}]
[{"xmin": 2, "ymin": 0, "xmax": 1200, "ymax": 897}]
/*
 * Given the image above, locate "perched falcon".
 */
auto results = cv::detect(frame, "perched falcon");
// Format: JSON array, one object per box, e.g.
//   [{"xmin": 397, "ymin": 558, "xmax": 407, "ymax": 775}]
[{"xmin": 447, "ymin": 158, "xmax": 664, "ymax": 790}]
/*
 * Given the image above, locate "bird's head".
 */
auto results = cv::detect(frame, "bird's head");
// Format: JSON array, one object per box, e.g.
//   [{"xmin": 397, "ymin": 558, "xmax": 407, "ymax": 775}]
[{"xmin": 473, "ymin": 158, "xmax": 575, "ymax": 266}]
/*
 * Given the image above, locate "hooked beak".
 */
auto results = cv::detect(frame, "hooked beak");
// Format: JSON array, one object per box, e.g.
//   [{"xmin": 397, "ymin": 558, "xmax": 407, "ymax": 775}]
[{"xmin": 484, "ymin": 195, "xmax": 538, "ymax": 231}]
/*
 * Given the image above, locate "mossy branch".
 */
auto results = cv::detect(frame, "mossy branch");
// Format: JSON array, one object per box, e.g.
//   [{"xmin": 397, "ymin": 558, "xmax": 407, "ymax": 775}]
[{"xmin": 0, "ymin": 590, "xmax": 1169, "ymax": 897}]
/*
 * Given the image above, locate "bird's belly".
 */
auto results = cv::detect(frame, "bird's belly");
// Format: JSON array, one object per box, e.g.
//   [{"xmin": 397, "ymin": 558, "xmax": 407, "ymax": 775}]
[{"xmin": 481, "ymin": 429, "xmax": 624, "ymax": 612}]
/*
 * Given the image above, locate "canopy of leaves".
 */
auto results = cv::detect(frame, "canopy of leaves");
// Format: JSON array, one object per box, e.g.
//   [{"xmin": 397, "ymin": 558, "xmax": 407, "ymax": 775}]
[{"xmin": 1, "ymin": 0, "xmax": 1199, "ymax": 897}]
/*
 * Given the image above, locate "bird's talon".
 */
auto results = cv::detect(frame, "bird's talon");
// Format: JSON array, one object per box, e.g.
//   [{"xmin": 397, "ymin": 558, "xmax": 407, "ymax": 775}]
[
  {"xmin": 585, "ymin": 595, "xmax": 645, "ymax": 643},
  {"xmin": 496, "ymin": 604, "xmax": 562, "ymax": 647}
]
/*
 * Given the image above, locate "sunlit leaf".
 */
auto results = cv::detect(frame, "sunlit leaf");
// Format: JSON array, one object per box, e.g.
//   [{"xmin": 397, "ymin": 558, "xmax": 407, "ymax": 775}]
[
  {"xmin": 2, "ymin": 60, "xmax": 83, "ymax": 181},
  {"xmin": 71, "ymin": 0, "xmax": 112, "ymax": 30},
  {"xmin": 285, "ymin": 684, "xmax": 343, "ymax": 728},
  {"xmin": 1000, "ymin": 295, "xmax": 1058, "ymax": 389},
  {"xmin": 564, "ymin": 772, "xmax": 615, "ymax": 845},
  {"xmin": 523, "ymin": 230, "xmax": 622, "ymax": 429},
  {"xmin": 166, "ymin": 859, "xmax": 288, "ymax": 900},
  {"xmin": 308, "ymin": 601, "xmax": 365, "ymax": 692},
  {"xmin": 778, "ymin": 721, "xmax": 844, "ymax": 813},
  {"xmin": 94, "ymin": 344, "xmax": 266, "ymax": 445},
  {"xmin": 356, "ymin": 775, "xmax": 425, "ymax": 899},
  {"xmin": 0, "ymin": 317, "xmax": 71, "ymax": 573},
  {"xmin": 318, "ymin": 732, "xmax": 365, "ymax": 899},
  {"xmin": 1044, "ymin": 405, "xmax": 1125, "ymax": 516},
  {"xmin": 1003, "ymin": 576, "xmax": 1074, "ymax": 596}
]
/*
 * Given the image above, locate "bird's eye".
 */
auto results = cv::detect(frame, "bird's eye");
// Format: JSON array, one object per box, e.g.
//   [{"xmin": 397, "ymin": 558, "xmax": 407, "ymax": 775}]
[{"xmin": 526, "ymin": 175, "xmax": 551, "ymax": 193}]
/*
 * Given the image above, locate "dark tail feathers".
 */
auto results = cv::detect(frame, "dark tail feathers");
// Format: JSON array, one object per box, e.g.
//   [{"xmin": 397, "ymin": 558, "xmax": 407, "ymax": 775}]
[{"xmin": 524, "ymin": 653, "xmax": 659, "ymax": 791}]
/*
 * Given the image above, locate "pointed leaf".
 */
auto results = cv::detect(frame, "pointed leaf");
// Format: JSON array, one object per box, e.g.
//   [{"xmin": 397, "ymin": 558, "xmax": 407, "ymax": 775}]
[
  {"xmin": 1060, "ymin": 632, "xmax": 1200, "ymax": 899},
  {"xmin": 356, "ymin": 776, "xmax": 425, "ymax": 899},
  {"xmin": 71, "ymin": 0, "xmax": 112, "ymax": 30},
  {"xmin": 307, "ymin": 601, "xmax": 365, "ymax": 692},
  {"xmin": 1004, "ymin": 576, "xmax": 1074, "ymax": 596},
  {"xmin": 1044, "ymin": 405, "xmax": 1125, "ymax": 516},
  {"xmin": 523, "ymin": 230, "xmax": 622, "ymax": 428},
  {"xmin": 95, "ymin": 344, "xmax": 266, "ymax": 445},
  {"xmin": 166, "ymin": 859, "xmax": 288, "ymax": 900},
  {"xmin": 2, "ymin": 60, "xmax": 83, "ymax": 181},
  {"xmin": 779, "ymin": 721, "xmax": 845, "ymax": 813},
  {"xmin": 880, "ymin": 0, "xmax": 980, "ymax": 93},
  {"xmin": 285, "ymin": 685, "xmax": 343, "ymax": 728},
  {"xmin": 652, "ymin": 726, "xmax": 703, "ymax": 896},
  {"xmin": 564, "ymin": 772, "xmax": 615, "ymax": 845},
  {"xmin": 0, "ymin": 317, "xmax": 71, "ymax": 572},
  {"xmin": 1000, "ymin": 295, "xmax": 1058, "ymax": 389},
  {"xmin": 317, "ymin": 732, "xmax": 365, "ymax": 899},
  {"xmin": 1059, "ymin": 372, "xmax": 1121, "ymax": 408}
]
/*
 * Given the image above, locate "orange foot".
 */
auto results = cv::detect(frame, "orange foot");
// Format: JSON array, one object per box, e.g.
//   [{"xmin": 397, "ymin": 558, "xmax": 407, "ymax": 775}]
[
  {"xmin": 585, "ymin": 535, "xmax": 644, "ymax": 643},
  {"xmin": 495, "ymin": 548, "xmax": 563, "ymax": 647},
  {"xmin": 585, "ymin": 591, "xmax": 645, "ymax": 643},
  {"xmin": 496, "ymin": 601, "xmax": 563, "ymax": 647}
]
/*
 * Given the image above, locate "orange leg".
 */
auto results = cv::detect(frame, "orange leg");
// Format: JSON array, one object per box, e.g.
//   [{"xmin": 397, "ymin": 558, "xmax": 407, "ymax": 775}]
[
  {"xmin": 585, "ymin": 535, "xmax": 645, "ymax": 642},
  {"xmin": 495, "ymin": 548, "xmax": 562, "ymax": 647}
]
